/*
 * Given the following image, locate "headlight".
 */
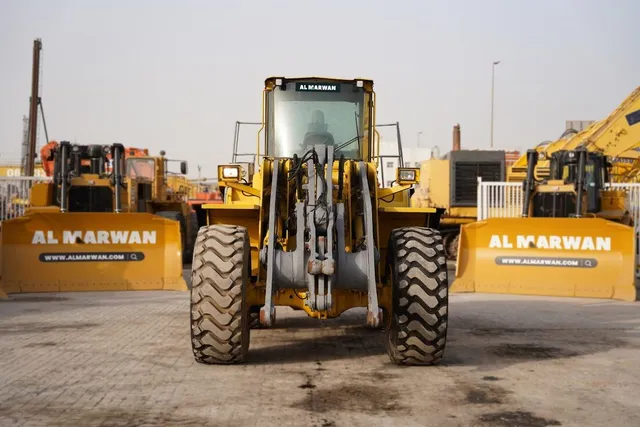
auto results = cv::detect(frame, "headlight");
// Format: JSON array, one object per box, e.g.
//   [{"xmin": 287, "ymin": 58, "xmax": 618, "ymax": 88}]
[
  {"xmin": 223, "ymin": 167, "xmax": 239, "ymax": 179},
  {"xmin": 396, "ymin": 167, "xmax": 419, "ymax": 185},
  {"xmin": 399, "ymin": 170, "xmax": 416, "ymax": 181},
  {"xmin": 218, "ymin": 165, "xmax": 242, "ymax": 181}
]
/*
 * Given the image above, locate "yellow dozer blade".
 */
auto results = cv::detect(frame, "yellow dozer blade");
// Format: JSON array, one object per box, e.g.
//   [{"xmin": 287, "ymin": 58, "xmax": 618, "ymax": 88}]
[
  {"xmin": 0, "ymin": 212, "xmax": 188, "ymax": 295},
  {"xmin": 451, "ymin": 217, "xmax": 637, "ymax": 301}
]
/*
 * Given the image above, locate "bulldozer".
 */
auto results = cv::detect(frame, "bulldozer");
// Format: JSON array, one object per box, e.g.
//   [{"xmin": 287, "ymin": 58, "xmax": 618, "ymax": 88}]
[
  {"xmin": 190, "ymin": 76, "xmax": 449, "ymax": 366},
  {"xmin": 452, "ymin": 147, "xmax": 637, "ymax": 301},
  {"xmin": 0, "ymin": 141, "xmax": 190, "ymax": 296}
]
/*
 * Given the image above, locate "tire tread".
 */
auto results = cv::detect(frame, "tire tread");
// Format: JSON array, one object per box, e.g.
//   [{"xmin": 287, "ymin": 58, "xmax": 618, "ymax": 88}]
[
  {"xmin": 190, "ymin": 224, "xmax": 249, "ymax": 364},
  {"xmin": 386, "ymin": 227, "xmax": 448, "ymax": 366}
]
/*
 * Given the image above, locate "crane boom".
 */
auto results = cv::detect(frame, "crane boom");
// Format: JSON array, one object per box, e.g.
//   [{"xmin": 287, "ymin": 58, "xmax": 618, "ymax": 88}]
[{"xmin": 23, "ymin": 38, "xmax": 42, "ymax": 177}]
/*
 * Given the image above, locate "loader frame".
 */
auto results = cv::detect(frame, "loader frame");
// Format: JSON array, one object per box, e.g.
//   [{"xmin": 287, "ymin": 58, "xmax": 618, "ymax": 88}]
[{"xmin": 191, "ymin": 77, "xmax": 450, "ymax": 366}]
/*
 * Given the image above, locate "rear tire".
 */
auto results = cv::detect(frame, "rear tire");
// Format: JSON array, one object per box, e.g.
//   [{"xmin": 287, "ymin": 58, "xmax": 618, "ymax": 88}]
[
  {"xmin": 249, "ymin": 306, "xmax": 263, "ymax": 329},
  {"xmin": 444, "ymin": 232, "xmax": 460, "ymax": 260},
  {"xmin": 185, "ymin": 210, "xmax": 199, "ymax": 263},
  {"xmin": 190, "ymin": 225, "xmax": 250, "ymax": 364},
  {"xmin": 385, "ymin": 227, "xmax": 449, "ymax": 366}
]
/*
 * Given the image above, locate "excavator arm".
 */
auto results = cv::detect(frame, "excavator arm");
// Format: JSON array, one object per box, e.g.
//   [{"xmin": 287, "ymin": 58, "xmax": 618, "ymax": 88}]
[{"xmin": 508, "ymin": 86, "xmax": 640, "ymax": 182}]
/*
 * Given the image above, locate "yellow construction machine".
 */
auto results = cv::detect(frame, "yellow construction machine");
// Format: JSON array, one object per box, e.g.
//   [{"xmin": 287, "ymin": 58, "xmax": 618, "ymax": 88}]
[
  {"xmin": 508, "ymin": 86, "xmax": 640, "ymax": 183},
  {"xmin": 410, "ymin": 124, "xmax": 507, "ymax": 259},
  {"xmin": 127, "ymin": 149, "xmax": 199, "ymax": 262},
  {"xmin": 452, "ymin": 147, "xmax": 637, "ymax": 301},
  {"xmin": 0, "ymin": 142, "xmax": 190, "ymax": 296},
  {"xmin": 614, "ymin": 147, "xmax": 640, "ymax": 183},
  {"xmin": 190, "ymin": 76, "xmax": 449, "ymax": 365}
]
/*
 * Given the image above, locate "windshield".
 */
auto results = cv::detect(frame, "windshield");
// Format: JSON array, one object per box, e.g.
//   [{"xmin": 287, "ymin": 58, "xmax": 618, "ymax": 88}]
[
  {"xmin": 267, "ymin": 81, "xmax": 365, "ymax": 159},
  {"xmin": 126, "ymin": 158, "xmax": 155, "ymax": 180}
]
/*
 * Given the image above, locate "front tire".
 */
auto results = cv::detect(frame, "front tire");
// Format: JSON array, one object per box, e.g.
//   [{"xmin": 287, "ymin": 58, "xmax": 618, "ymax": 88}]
[
  {"xmin": 190, "ymin": 224, "xmax": 250, "ymax": 364},
  {"xmin": 385, "ymin": 227, "xmax": 449, "ymax": 365}
]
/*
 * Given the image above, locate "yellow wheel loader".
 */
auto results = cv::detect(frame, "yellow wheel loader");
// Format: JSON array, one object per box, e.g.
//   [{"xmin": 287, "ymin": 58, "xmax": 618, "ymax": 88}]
[
  {"xmin": 0, "ymin": 142, "xmax": 188, "ymax": 296},
  {"xmin": 452, "ymin": 147, "xmax": 637, "ymax": 301},
  {"xmin": 190, "ymin": 77, "xmax": 449, "ymax": 365}
]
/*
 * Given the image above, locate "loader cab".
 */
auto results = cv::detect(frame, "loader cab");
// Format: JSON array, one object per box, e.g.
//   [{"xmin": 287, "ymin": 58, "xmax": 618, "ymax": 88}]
[
  {"xmin": 264, "ymin": 77, "xmax": 374, "ymax": 162},
  {"xmin": 126, "ymin": 157, "xmax": 156, "ymax": 211}
]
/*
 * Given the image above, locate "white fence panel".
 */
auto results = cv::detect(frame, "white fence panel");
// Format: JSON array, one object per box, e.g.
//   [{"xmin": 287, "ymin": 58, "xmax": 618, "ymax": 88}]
[
  {"xmin": 476, "ymin": 178, "xmax": 523, "ymax": 221},
  {"xmin": 0, "ymin": 177, "xmax": 52, "ymax": 223}
]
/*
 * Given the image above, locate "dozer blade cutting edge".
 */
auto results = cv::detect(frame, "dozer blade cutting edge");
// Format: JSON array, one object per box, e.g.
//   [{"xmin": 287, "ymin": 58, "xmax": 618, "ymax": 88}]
[
  {"xmin": 451, "ymin": 217, "xmax": 637, "ymax": 302},
  {"xmin": 0, "ymin": 212, "xmax": 188, "ymax": 295}
]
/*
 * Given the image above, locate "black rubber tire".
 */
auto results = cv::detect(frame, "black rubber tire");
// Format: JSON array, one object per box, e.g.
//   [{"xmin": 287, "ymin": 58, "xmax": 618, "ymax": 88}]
[
  {"xmin": 248, "ymin": 306, "xmax": 263, "ymax": 329},
  {"xmin": 156, "ymin": 211, "xmax": 188, "ymax": 263},
  {"xmin": 385, "ymin": 227, "xmax": 449, "ymax": 366},
  {"xmin": 445, "ymin": 232, "xmax": 460, "ymax": 260},
  {"xmin": 185, "ymin": 210, "xmax": 199, "ymax": 263},
  {"xmin": 190, "ymin": 225, "xmax": 250, "ymax": 364}
]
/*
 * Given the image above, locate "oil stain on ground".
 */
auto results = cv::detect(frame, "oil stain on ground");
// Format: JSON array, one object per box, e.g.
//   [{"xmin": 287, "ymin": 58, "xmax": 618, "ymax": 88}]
[
  {"xmin": 23, "ymin": 341, "xmax": 57, "ymax": 348},
  {"xmin": 0, "ymin": 322, "xmax": 100, "ymax": 335},
  {"xmin": 479, "ymin": 410, "xmax": 561, "ymax": 426},
  {"xmin": 489, "ymin": 343, "xmax": 577, "ymax": 360},
  {"xmin": 0, "ymin": 296, "xmax": 71, "ymax": 303},
  {"xmin": 464, "ymin": 384, "xmax": 510, "ymax": 405},
  {"xmin": 295, "ymin": 384, "xmax": 403, "ymax": 414}
]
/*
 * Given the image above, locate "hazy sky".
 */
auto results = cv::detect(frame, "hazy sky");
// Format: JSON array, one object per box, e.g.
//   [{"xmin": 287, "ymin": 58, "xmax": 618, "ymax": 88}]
[{"xmin": 1, "ymin": 0, "xmax": 638, "ymax": 178}]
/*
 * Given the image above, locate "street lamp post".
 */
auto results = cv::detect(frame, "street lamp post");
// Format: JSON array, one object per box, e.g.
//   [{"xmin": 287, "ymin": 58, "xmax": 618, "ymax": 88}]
[
  {"xmin": 490, "ymin": 60, "xmax": 500, "ymax": 148},
  {"xmin": 417, "ymin": 131, "xmax": 423, "ymax": 147}
]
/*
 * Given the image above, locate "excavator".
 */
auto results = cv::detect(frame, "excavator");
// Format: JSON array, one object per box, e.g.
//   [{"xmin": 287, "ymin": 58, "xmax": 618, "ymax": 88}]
[
  {"xmin": 0, "ymin": 141, "xmax": 192, "ymax": 297},
  {"xmin": 452, "ymin": 146, "xmax": 637, "ymax": 301},
  {"xmin": 613, "ymin": 147, "xmax": 640, "ymax": 182},
  {"xmin": 508, "ymin": 86, "xmax": 640, "ymax": 183}
]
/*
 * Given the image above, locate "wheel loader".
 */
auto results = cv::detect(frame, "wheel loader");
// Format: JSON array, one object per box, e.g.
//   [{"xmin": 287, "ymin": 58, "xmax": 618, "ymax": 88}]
[
  {"xmin": 0, "ymin": 141, "xmax": 189, "ymax": 296},
  {"xmin": 452, "ymin": 147, "xmax": 637, "ymax": 301},
  {"xmin": 191, "ymin": 77, "xmax": 449, "ymax": 366}
]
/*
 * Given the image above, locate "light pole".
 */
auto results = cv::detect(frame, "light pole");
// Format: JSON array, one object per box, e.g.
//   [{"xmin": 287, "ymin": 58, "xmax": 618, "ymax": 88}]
[
  {"xmin": 490, "ymin": 60, "xmax": 500, "ymax": 148},
  {"xmin": 417, "ymin": 131, "xmax": 423, "ymax": 147}
]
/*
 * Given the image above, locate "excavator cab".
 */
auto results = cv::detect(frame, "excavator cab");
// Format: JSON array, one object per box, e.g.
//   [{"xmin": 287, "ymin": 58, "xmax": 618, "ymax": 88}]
[{"xmin": 525, "ymin": 149, "xmax": 608, "ymax": 218}]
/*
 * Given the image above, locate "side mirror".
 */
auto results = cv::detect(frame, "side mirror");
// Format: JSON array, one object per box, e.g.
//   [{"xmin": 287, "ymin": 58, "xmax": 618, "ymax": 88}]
[{"xmin": 180, "ymin": 161, "xmax": 188, "ymax": 175}]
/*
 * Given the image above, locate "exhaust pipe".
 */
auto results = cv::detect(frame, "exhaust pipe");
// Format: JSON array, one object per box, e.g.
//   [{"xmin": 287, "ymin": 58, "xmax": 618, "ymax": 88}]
[
  {"xmin": 112, "ymin": 143, "xmax": 125, "ymax": 213},
  {"xmin": 521, "ymin": 149, "xmax": 538, "ymax": 217},
  {"xmin": 575, "ymin": 149, "xmax": 586, "ymax": 218},
  {"xmin": 59, "ymin": 141, "xmax": 70, "ymax": 213},
  {"xmin": 452, "ymin": 124, "xmax": 461, "ymax": 151}
]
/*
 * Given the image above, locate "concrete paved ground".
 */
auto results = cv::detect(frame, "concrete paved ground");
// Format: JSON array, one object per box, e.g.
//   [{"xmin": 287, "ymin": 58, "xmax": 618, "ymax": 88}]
[{"xmin": 0, "ymin": 280, "xmax": 639, "ymax": 426}]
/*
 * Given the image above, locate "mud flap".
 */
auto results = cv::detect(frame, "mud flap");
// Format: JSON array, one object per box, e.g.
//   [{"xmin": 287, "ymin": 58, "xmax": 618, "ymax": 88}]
[
  {"xmin": 450, "ymin": 218, "xmax": 637, "ymax": 302},
  {"xmin": 0, "ymin": 212, "xmax": 188, "ymax": 293}
]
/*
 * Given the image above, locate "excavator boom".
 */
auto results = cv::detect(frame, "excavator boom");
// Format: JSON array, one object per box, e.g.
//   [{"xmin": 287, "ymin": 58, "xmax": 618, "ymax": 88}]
[{"xmin": 509, "ymin": 86, "xmax": 640, "ymax": 182}]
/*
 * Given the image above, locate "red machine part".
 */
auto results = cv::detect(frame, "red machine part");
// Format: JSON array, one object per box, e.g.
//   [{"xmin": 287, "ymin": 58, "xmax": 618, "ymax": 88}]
[{"xmin": 39, "ymin": 142, "xmax": 149, "ymax": 176}]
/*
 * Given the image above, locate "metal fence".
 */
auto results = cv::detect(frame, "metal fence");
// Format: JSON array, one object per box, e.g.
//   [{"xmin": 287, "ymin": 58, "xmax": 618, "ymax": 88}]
[
  {"xmin": 477, "ymin": 177, "xmax": 640, "ymax": 276},
  {"xmin": 476, "ymin": 178, "xmax": 524, "ymax": 221},
  {"xmin": 0, "ymin": 177, "xmax": 51, "ymax": 223}
]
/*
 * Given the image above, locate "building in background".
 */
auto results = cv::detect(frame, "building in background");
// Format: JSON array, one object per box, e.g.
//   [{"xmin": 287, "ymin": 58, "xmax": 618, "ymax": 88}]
[
  {"xmin": 504, "ymin": 150, "xmax": 521, "ymax": 169},
  {"xmin": 378, "ymin": 141, "xmax": 432, "ymax": 187},
  {"xmin": 566, "ymin": 120, "xmax": 595, "ymax": 132}
]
